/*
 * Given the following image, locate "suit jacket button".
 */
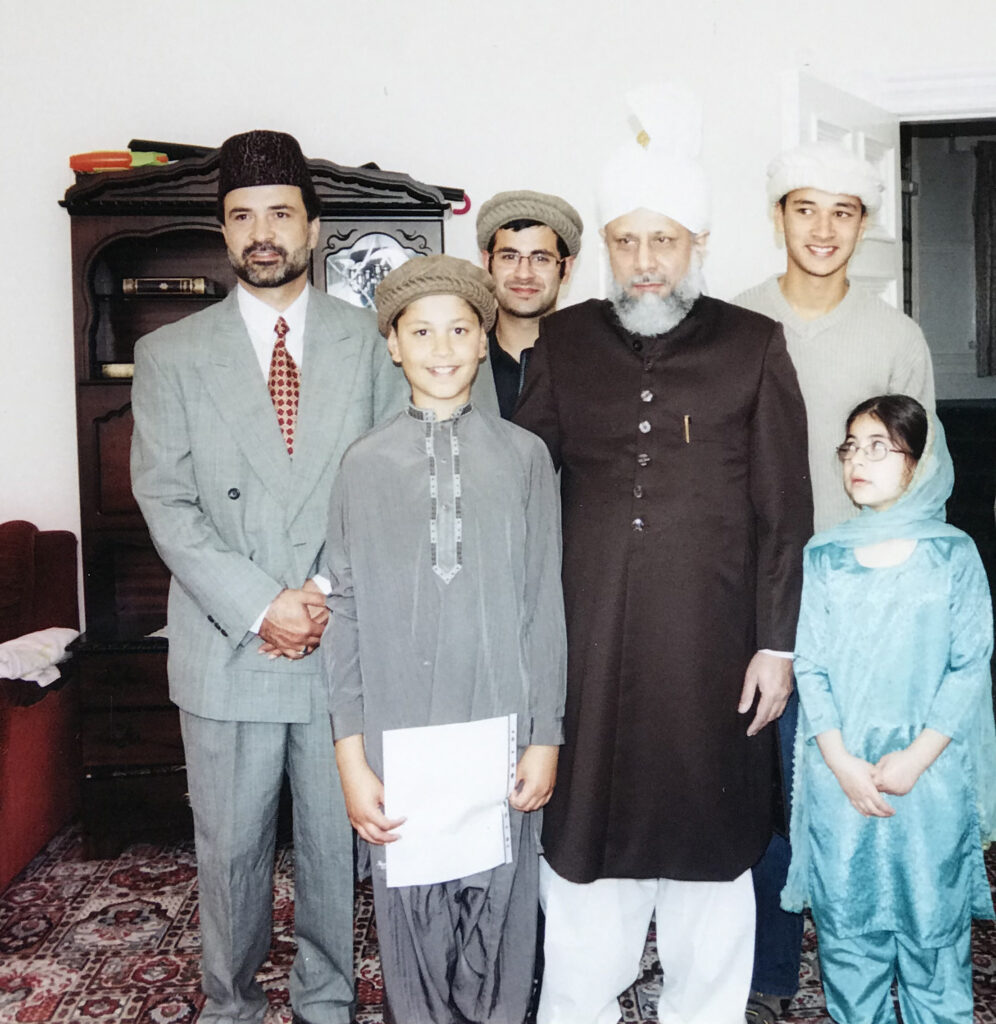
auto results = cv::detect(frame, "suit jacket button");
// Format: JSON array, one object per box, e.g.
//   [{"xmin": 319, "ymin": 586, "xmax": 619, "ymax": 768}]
[{"xmin": 228, "ymin": 488, "xmax": 240, "ymax": 500}]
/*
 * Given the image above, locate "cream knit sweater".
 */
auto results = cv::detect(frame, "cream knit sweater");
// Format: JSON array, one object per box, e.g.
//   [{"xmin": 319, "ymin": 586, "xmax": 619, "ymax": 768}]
[{"xmin": 734, "ymin": 277, "xmax": 935, "ymax": 534}]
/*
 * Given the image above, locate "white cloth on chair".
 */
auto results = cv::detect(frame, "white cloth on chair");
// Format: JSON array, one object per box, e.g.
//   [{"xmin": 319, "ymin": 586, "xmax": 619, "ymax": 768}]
[{"xmin": 0, "ymin": 626, "xmax": 79, "ymax": 685}]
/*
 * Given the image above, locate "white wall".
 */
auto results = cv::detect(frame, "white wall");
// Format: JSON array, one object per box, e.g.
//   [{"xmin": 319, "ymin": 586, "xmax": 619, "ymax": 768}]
[{"xmin": 2, "ymin": 0, "xmax": 994, "ymax": 547}]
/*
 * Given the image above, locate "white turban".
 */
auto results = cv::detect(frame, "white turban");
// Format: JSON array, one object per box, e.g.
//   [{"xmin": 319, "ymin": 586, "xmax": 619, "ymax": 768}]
[
  {"xmin": 596, "ymin": 83, "xmax": 711, "ymax": 235},
  {"xmin": 766, "ymin": 141, "xmax": 883, "ymax": 214}
]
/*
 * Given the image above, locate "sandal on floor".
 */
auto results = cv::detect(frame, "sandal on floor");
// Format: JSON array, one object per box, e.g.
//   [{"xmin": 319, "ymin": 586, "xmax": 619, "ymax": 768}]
[{"xmin": 745, "ymin": 989, "xmax": 790, "ymax": 1024}]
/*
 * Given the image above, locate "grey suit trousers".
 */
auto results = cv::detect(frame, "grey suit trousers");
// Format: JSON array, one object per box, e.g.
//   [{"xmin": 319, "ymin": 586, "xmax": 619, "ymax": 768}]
[{"xmin": 181, "ymin": 709, "xmax": 354, "ymax": 1024}]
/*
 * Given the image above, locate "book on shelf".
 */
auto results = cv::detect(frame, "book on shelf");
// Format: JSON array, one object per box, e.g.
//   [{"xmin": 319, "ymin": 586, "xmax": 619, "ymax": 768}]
[
  {"xmin": 101, "ymin": 363, "xmax": 135, "ymax": 379},
  {"xmin": 122, "ymin": 277, "xmax": 220, "ymax": 296}
]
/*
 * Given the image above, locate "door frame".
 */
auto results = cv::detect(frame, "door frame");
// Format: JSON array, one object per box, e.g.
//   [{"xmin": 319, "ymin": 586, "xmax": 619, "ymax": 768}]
[{"xmin": 876, "ymin": 70, "xmax": 996, "ymax": 122}]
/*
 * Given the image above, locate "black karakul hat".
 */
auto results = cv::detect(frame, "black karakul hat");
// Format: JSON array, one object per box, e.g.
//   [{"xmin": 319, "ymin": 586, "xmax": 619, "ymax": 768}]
[{"xmin": 216, "ymin": 130, "xmax": 320, "ymax": 221}]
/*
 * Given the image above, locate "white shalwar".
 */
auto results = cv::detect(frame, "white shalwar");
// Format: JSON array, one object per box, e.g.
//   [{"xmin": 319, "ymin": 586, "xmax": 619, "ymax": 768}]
[{"xmin": 537, "ymin": 858, "xmax": 755, "ymax": 1024}]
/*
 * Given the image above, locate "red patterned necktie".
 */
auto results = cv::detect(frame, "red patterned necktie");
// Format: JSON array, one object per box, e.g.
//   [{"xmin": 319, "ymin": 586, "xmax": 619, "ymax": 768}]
[{"xmin": 268, "ymin": 316, "xmax": 300, "ymax": 456}]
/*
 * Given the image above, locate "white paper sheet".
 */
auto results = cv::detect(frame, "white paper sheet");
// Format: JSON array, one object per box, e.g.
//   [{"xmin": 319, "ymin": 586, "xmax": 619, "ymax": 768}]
[{"xmin": 382, "ymin": 714, "xmax": 517, "ymax": 888}]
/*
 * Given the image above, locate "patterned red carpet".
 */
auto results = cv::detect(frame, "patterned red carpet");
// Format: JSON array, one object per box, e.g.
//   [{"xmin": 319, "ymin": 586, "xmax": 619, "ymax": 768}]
[{"xmin": 1, "ymin": 825, "xmax": 995, "ymax": 1023}]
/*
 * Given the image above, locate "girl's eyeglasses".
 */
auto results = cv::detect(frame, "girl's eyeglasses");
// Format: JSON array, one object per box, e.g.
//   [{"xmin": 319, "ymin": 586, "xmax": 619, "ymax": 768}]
[{"xmin": 836, "ymin": 440, "xmax": 909, "ymax": 463}]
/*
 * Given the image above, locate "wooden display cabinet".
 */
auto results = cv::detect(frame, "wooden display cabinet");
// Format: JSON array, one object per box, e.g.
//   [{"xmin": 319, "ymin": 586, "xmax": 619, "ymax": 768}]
[{"xmin": 63, "ymin": 147, "xmax": 460, "ymax": 855}]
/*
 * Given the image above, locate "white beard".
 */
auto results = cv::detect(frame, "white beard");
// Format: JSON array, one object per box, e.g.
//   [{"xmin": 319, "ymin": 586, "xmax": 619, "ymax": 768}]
[{"xmin": 609, "ymin": 259, "xmax": 705, "ymax": 337}]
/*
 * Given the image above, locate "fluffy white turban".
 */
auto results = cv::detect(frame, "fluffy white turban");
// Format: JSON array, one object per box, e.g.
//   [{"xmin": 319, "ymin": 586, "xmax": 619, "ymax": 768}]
[
  {"xmin": 766, "ymin": 141, "xmax": 884, "ymax": 213},
  {"xmin": 596, "ymin": 83, "xmax": 711, "ymax": 235}
]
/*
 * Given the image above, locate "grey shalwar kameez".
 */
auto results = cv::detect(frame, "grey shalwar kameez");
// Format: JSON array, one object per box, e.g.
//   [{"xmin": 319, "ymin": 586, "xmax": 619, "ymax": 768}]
[{"xmin": 324, "ymin": 403, "xmax": 566, "ymax": 1024}]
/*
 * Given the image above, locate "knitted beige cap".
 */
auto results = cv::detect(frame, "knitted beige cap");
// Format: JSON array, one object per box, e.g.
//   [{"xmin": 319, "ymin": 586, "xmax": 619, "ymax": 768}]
[
  {"xmin": 374, "ymin": 254, "xmax": 497, "ymax": 337},
  {"xmin": 476, "ymin": 190, "xmax": 584, "ymax": 256},
  {"xmin": 767, "ymin": 142, "xmax": 883, "ymax": 213}
]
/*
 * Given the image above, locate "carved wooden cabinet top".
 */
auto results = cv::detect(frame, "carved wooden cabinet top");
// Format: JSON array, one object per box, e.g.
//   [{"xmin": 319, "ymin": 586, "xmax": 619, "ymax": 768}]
[{"xmin": 61, "ymin": 151, "xmax": 463, "ymax": 220}]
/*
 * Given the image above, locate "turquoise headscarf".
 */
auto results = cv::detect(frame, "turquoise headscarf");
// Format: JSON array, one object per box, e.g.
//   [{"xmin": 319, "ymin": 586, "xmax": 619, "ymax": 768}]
[{"xmin": 806, "ymin": 413, "xmax": 963, "ymax": 551}]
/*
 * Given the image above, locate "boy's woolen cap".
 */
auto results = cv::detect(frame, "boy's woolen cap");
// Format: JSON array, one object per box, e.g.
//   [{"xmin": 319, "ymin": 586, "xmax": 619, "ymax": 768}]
[
  {"xmin": 216, "ymin": 130, "xmax": 320, "ymax": 221},
  {"xmin": 375, "ymin": 254, "xmax": 497, "ymax": 337},
  {"xmin": 767, "ymin": 141, "xmax": 883, "ymax": 213},
  {"xmin": 476, "ymin": 190, "xmax": 584, "ymax": 256}
]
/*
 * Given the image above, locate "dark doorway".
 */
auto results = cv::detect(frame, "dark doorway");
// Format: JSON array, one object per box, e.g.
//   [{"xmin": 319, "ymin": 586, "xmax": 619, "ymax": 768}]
[
  {"xmin": 901, "ymin": 119, "xmax": 996, "ymax": 399},
  {"xmin": 901, "ymin": 120, "xmax": 996, "ymax": 660}
]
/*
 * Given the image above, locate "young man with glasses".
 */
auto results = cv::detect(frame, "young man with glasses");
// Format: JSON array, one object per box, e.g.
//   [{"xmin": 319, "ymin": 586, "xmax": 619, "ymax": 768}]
[
  {"xmin": 734, "ymin": 141, "xmax": 935, "ymax": 1024},
  {"xmin": 477, "ymin": 190, "xmax": 583, "ymax": 418}
]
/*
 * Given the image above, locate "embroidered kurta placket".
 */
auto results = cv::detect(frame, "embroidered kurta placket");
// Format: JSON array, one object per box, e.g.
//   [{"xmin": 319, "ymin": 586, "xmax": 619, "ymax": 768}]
[{"xmin": 411, "ymin": 404, "xmax": 467, "ymax": 583}]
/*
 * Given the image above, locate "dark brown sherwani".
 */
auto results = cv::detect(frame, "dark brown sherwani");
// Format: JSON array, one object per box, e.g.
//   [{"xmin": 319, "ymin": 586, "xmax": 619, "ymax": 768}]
[{"xmin": 514, "ymin": 296, "xmax": 812, "ymax": 883}]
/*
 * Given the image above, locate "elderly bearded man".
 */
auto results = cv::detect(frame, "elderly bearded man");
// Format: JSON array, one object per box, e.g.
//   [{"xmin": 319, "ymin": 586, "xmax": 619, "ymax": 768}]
[{"xmin": 514, "ymin": 97, "xmax": 813, "ymax": 1024}]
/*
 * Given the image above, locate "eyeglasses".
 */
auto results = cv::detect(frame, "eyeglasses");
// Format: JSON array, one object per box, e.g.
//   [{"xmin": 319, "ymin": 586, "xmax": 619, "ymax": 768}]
[
  {"xmin": 490, "ymin": 249, "xmax": 564, "ymax": 270},
  {"xmin": 836, "ymin": 440, "xmax": 908, "ymax": 463}
]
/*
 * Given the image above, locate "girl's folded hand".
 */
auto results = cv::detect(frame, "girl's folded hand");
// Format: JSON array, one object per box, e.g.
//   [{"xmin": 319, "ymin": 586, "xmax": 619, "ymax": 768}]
[{"xmin": 830, "ymin": 751, "xmax": 896, "ymax": 818}]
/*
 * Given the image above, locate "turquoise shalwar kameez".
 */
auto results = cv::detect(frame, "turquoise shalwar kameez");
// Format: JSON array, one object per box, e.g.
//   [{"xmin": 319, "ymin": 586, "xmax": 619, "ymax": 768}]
[{"xmin": 782, "ymin": 418, "xmax": 996, "ymax": 1024}]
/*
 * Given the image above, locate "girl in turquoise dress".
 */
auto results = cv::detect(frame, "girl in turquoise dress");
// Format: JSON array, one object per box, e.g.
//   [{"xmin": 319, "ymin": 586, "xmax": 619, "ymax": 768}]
[{"xmin": 783, "ymin": 394, "xmax": 996, "ymax": 1024}]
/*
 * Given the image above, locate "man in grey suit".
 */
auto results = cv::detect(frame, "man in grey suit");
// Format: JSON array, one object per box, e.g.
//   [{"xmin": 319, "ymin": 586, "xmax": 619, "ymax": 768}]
[{"xmin": 131, "ymin": 131, "xmax": 405, "ymax": 1024}]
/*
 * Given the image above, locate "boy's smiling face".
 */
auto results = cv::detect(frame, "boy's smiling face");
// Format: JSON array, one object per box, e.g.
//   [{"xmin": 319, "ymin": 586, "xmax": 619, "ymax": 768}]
[
  {"xmin": 774, "ymin": 187, "xmax": 867, "ymax": 283},
  {"xmin": 388, "ymin": 294, "xmax": 486, "ymax": 419}
]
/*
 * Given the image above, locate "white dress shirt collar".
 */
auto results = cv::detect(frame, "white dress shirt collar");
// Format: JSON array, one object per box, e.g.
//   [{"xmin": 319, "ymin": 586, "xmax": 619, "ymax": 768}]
[{"xmin": 236, "ymin": 282, "xmax": 310, "ymax": 376}]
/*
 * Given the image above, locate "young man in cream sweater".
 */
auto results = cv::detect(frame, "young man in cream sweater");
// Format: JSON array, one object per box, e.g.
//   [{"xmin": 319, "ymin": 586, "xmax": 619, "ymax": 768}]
[{"xmin": 735, "ymin": 140, "xmax": 935, "ymax": 1024}]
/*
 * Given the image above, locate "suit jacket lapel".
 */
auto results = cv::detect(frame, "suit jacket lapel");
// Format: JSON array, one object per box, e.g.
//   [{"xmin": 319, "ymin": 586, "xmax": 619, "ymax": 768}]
[
  {"xmin": 201, "ymin": 292, "xmax": 293, "ymax": 497},
  {"xmin": 290, "ymin": 288, "xmax": 361, "ymax": 511}
]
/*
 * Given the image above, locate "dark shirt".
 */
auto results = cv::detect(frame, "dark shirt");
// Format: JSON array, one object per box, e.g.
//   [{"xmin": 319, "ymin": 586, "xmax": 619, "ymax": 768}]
[{"xmin": 489, "ymin": 330, "xmax": 532, "ymax": 420}]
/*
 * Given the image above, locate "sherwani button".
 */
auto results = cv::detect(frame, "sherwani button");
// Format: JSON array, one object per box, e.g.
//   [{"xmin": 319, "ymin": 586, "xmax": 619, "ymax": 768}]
[
  {"xmin": 637, "ymin": 453, "xmax": 651, "ymax": 467},
  {"xmin": 632, "ymin": 517, "xmax": 645, "ymax": 531},
  {"xmin": 638, "ymin": 421, "xmax": 651, "ymax": 434},
  {"xmin": 632, "ymin": 339, "xmax": 643, "ymax": 352},
  {"xmin": 633, "ymin": 485, "xmax": 644, "ymax": 498},
  {"xmin": 228, "ymin": 488, "xmax": 240, "ymax": 500},
  {"xmin": 640, "ymin": 390, "xmax": 653, "ymax": 403}
]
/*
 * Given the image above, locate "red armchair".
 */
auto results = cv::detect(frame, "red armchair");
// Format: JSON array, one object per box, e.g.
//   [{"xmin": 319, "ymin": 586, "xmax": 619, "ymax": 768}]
[{"xmin": 0, "ymin": 520, "xmax": 81, "ymax": 890}]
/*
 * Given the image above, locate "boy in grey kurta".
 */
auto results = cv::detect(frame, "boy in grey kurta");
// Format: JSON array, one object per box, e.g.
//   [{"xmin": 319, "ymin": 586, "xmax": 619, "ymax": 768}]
[{"xmin": 324, "ymin": 255, "xmax": 566, "ymax": 1024}]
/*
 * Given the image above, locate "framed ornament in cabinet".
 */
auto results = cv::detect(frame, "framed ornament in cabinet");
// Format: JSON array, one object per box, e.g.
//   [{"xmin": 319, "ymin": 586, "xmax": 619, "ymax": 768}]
[{"xmin": 322, "ymin": 221, "xmax": 440, "ymax": 308}]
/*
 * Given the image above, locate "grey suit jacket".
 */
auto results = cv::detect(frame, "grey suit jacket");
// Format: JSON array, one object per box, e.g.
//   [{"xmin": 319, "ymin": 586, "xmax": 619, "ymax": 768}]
[{"xmin": 131, "ymin": 286, "xmax": 407, "ymax": 724}]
